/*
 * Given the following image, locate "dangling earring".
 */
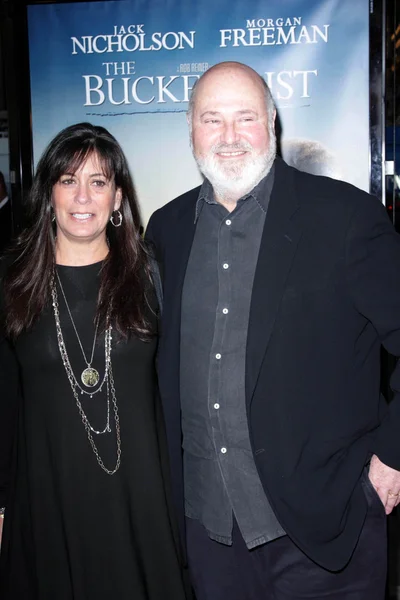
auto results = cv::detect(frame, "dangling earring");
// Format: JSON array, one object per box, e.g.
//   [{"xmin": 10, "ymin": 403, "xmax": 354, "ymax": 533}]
[
  {"xmin": 51, "ymin": 208, "xmax": 56, "ymax": 222},
  {"xmin": 110, "ymin": 210, "xmax": 123, "ymax": 227}
]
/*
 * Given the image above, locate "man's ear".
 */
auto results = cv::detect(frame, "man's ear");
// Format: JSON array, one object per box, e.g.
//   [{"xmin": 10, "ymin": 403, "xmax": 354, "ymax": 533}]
[
  {"xmin": 272, "ymin": 109, "xmax": 277, "ymax": 131},
  {"xmin": 186, "ymin": 113, "xmax": 193, "ymax": 140}
]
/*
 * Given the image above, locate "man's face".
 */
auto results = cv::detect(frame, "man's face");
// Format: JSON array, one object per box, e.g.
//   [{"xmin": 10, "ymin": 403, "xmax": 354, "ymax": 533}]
[{"xmin": 190, "ymin": 66, "xmax": 276, "ymax": 196}]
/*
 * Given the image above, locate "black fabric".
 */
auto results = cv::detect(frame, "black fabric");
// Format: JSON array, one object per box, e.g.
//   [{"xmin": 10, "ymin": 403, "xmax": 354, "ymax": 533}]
[
  {"xmin": 186, "ymin": 471, "xmax": 387, "ymax": 600},
  {"xmin": 0, "ymin": 199, "xmax": 12, "ymax": 255},
  {"xmin": 0, "ymin": 262, "xmax": 190, "ymax": 600},
  {"xmin": 145, "ymin": 157, "xmax": 400, "ymax": 571},
  {"xmin": 148, "ymin": 249, "xmax": 163, "ymax": 315},
  {"xmin": 0, "ymin": 256, "xmax": 19, "ymax": 510}
]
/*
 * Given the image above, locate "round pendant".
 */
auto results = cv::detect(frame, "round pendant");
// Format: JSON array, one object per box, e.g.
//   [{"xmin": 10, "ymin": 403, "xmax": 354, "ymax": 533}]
[{"xmin": 81, "ymin": 367, "xmax": 100, "ymax": 388}]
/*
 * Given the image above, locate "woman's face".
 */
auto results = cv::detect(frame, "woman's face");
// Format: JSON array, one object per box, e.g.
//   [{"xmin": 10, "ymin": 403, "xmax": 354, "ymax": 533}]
[{"xmin": 52, "ymin": 153, "xmax": 121, "ymax": 247}]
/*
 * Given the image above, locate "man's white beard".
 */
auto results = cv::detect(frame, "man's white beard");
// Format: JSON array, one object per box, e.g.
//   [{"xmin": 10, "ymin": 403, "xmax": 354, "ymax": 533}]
[{"xmin": 194, "ymin": 133, "xmax": 276, "ymax": 202}]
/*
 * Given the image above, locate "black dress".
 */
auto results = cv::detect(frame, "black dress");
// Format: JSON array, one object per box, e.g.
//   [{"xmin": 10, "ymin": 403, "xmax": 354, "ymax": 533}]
[{"xmin": 0, "ymin": 262, "xmax": 189, "ymax": 600}]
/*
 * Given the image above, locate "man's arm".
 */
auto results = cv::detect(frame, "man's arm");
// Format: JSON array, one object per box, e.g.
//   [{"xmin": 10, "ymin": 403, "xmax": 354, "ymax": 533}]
[
  {"xmin": 145, "ymin": 212, "xmax": 159, "ymax": 248},
  {"xmin": 145, "ymin": 211, "xmax": 164, "ymax": 278},
  {"xmin": 346, "ymin": 194, "xmax": 400, "ymax": 513}
]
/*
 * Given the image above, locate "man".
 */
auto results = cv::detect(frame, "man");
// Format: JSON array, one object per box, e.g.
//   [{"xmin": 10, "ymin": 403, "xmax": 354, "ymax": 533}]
[{"xmin": 146, "ymin": 61, "xmax": 400, "ymax": 599}]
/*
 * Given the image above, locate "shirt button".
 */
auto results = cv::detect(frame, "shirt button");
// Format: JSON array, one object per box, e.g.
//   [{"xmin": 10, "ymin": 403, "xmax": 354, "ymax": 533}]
[
  {"xmin": 221, "ymin": 447, "xmax": 227, "ymax": 454},
  {"xmin": 223, "ymin": 263, "xmax": 229, "ymax": 269},
  {"xmin": 225, "ymin": 219, "xmax": 232, "ymax": 226},
  {"xmin": 215, "ymin": 353, "xmax": 221, "ymax": 360},
  {"xmin": 214, "ymin": 403, "xmax": 220, "ymax": 409},
  {"xmin": 222, "ymin": 308, "xmax": 229, "ymax": 315}
]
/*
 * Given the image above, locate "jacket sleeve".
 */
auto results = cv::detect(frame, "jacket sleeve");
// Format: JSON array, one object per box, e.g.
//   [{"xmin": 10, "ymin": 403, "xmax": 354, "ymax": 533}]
[
  {"xmin": 145, "ymin": 210, "xmax": 164, "ymax": 276},
  {"xmin": 345, "ymin": 194, "xmax": 400, "ymax": 469}
]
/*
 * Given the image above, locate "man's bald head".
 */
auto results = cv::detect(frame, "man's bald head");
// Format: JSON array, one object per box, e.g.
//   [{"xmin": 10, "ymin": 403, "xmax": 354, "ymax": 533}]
[{"xmin": 187, "ymin": 62, "xmax": 275, "ymax": 129}]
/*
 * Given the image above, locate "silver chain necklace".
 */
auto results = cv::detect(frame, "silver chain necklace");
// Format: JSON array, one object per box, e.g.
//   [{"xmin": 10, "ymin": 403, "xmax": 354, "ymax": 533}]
[
  {"xmin": 56, "ymin": 270, "xmax": 101, "ymax": 389},
  {"xmin": 51, "ymin": 275, "xmax": 121, "ymax": 475}
]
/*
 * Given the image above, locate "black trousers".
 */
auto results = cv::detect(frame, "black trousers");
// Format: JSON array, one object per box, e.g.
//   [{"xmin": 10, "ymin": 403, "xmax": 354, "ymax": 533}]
[{"xmin": 186, "ymin": 474, "xmax": 387, "ymax": 600}]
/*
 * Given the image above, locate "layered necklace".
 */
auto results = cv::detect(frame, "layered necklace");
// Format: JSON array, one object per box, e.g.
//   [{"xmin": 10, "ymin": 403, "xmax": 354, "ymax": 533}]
[{"xmin": 51, "ymin": 270, "xmax": 121, "ymax": 475}]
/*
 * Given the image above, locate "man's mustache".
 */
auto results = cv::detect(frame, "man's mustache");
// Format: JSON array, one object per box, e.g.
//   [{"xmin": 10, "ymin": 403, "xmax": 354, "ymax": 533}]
[{"xmin": 211, "ymin": 142, "xmax": 253, "ymax": 154}]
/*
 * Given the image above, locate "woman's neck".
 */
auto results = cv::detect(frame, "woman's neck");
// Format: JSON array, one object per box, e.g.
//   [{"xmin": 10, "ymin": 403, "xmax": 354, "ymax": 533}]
[{"xmin": 55, "ymin": 237, "xmax": 109, "ymax": 266}]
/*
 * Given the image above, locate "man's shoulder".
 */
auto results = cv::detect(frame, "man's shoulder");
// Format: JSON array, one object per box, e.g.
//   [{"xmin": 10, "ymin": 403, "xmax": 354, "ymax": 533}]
[
  {"xmin": 276, "ymin": 158, "xmax": 380, "ymax": 215},
  {"xmin": 150, "ymin": 185, "xmax": 202, "ymax": 222}
]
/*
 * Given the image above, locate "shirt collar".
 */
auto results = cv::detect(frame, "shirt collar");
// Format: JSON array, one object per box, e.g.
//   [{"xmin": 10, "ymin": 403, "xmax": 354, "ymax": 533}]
[{"xmin": 194, "ymin": 162, "xmax": 275, "ymax": 224}]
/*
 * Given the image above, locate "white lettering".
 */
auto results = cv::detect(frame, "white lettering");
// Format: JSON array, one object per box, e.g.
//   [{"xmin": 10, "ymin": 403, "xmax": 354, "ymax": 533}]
[
  {"xmin": 131, "ymin": 76, "xmax": 155, "ymax": 104},
  {"xmin": 83, "ymin": 75, "xmax": 105, "ymax": 105},
  {"xmin": 156, "ymin": 76, "xmax": 180, "ymax": 102}
]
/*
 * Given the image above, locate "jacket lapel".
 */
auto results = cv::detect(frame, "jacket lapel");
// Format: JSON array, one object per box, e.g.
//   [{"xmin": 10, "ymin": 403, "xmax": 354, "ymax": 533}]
[{"xmin": 246, "ymin": 160, "xmax": 302, "ymax": 406}]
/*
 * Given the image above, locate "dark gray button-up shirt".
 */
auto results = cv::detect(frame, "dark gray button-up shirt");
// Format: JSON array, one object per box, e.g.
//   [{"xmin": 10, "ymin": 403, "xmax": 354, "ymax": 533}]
[{"xmin": 180, "ymin": 166, "xmax": 286, "ymax": 549}]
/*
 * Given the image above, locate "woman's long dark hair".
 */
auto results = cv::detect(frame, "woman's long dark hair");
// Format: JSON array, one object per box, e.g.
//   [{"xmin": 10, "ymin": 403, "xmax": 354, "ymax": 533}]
[{"xmin": 3, "ymin": 122, "xmax": 153, "ymax": 340}]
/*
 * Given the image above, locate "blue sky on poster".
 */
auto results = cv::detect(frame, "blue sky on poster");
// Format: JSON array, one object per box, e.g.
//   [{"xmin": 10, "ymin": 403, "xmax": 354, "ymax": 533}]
[{"xmin": 28, "ymin": 0, "xmax": 369, "ymax": 224}]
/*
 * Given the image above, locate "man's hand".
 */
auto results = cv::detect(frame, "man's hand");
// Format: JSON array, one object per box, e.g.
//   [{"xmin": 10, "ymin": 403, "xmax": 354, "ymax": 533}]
[{"xmin": 368, "ymin": 454, "xmax": 400, "ymax": 514}]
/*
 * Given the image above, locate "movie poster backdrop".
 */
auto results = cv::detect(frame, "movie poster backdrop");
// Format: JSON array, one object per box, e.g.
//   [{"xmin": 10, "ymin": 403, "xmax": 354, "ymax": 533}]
[{"xmin": 28, "ymin": 0, "xmax": 369, "ymax": 225}]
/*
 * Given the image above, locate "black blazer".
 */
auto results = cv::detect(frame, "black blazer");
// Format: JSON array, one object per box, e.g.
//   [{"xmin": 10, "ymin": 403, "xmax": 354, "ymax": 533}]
[{"xmin": 146, "ymin": 158, "xmax": 400, "ymax": 571}]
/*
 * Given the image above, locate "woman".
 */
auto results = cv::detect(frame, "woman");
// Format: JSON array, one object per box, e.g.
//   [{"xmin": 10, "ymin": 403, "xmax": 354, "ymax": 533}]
[{"xmin": 0, "ymin": 123, "xmax": 190, "ymax": 599}]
